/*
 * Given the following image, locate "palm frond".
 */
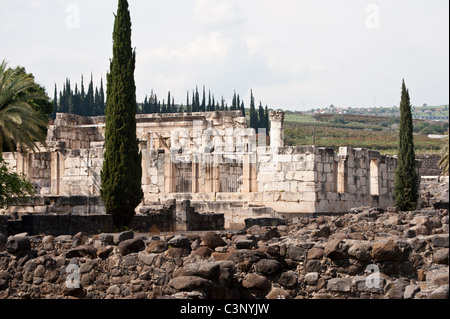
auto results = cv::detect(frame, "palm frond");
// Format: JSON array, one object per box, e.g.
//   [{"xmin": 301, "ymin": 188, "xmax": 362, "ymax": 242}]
[{"xmin": 0, "ymin": 60, "xmax": 49, "ymax": 155}]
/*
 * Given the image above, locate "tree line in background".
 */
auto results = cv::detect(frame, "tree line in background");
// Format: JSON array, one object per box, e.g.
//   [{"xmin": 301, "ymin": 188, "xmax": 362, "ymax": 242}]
[
  {"xmin": 52, "ymin": 74, "xmax": 105, "ymax": 119},
  {"xmin": 141, "ymin": 86, "xmax": 246, "ymax": 115},
  {"xmin": 141, "ymin": 87, "xmax": 270, "ymax": 132},
  {"xmin": 53, "ymin": 79, "xmax": 271, "ymax": 132}
]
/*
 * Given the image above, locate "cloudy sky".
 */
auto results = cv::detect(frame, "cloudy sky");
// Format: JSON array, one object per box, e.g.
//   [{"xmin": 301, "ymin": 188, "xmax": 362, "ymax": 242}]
[{"xmin": 0, "ymin": 0, "xmax": 448, "ymax": 111}]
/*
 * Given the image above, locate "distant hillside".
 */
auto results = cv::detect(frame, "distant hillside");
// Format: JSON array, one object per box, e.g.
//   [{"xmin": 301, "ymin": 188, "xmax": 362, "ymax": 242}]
[
  {"xmin": 302, "ymin": 104, "xmax": 449, "ymax": 122},
  {"xmin": 283, "ymin": 112, "xmax": 448, "ymax": 155}
]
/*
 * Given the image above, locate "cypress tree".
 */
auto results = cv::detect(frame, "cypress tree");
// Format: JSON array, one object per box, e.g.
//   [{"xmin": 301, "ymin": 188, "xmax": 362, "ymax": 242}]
[
  {"xmin": 85, "ymin": 74, "xmax": 94, "ymax": 116},
  {"xmin": 94, "ymin": 87, "xmax": 100, "ymax": 115},
  {"xmin": 258, "ymin": 102, "xmax": 265, "ymax": 129},
  {"xmin": 143, "ymin": 95, "xmax": 149, "ymax": 114},
  {"xmin": 73, "ymin": 84, "xmax": 82, "ymax": 115},
  {"xmin": 264, "ymin": 105, "xmax": 270, "ymax": 132},
  {"xmin": 207, "ymin": 90, "xmax": 212, "ymax": 111},
  {"xmin": 101, "ymin": 0, "xmax": 143, "ymax": 229},
  {"xmin": 394, "ymin": 80, "xmax": 419, "ymax": 211},
  {"xmin": 167, "ymin": 91, "xmax": 171, "ymax": 113},
  {"xmin": 80, "ymin": 75, "xmax": 86, "ymax": 116},
  {"xmin": 99, "ymin": 78, "xmax": 105, "ymax": 115},
  {"xmin": 201, "ymin": 86, "xmax": 206, "ymax": 112},
  {"xmin": 240, "ymin": 101, "xmax": 245, "ymax": 118},
  {"xmin": 249, "ymin": 90, "xmax": 258, "ymax": 130},
  {"xmin": 186, "ymin": 91, "xmax": 191, "ymax": 112},
  {"xmin": 52, "ymin": 84, "xmax": 58, "ymax": 119},
  {"xmin": 195, "ymin": 87, "xmax": 200, "ymax": 112},
  {"xmin": 232, "ymin": 92, "xmax": 237, "ymax": 111}
]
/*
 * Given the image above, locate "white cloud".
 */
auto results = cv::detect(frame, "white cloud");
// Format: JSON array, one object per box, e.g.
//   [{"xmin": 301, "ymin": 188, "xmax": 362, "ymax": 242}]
[
  {"xmin": 1, "ymin": 0, "xmax": 448, "ymax": 110},
  {"xmin": 194, "ymin": 0, "xmax": 244, "ymax": 28},
  {"xmin": 172, "ymin": 32, "xmax": 233, "ymax": 62}
]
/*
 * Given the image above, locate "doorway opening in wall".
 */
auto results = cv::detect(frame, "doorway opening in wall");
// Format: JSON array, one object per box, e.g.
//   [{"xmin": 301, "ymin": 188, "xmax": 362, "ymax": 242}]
[{"xmin": 370, "ymin": 159, "xmax": 379, "ymax": 196}]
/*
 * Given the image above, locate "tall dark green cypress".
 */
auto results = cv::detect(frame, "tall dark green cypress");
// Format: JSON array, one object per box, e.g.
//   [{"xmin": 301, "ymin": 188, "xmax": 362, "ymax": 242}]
[
  {"xmin": 52, "ymin": 84, "xmax": 58, "ymax": 119},
  {"xmin": 86, "ymin": 74, "xmax": 94, "ymax": 116},
  {"xmin": 201, "ymin": 86, "xmax": 206, "ymax": 112},
  {"xmin": 99, "ymin": 78, "xmax": 105, "ymax": 115},
  {"xmin": 258, "ymin": 102, "xmax": 265, "ymax": 129},
  {"xmin": 264, "ymin": 105, "xmax": 270, "ymax": 133},
  {"xmin": 101, "ymin": 0, "xmax": 143, "ymax": 229},
  {"xmin": 394, "ymin": 80, "xmax": 419, "ymax": 211},
  {"xmin": 240, "ymin": 101, "xmax": 245, "ymax": 118},
  {"xmin": 249, "ymin": 90, "xmax": 258, "ymax": 130}
]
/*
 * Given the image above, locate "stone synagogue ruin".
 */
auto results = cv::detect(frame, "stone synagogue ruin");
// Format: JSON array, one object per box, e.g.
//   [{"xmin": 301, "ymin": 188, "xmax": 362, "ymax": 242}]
[{"xmin": 2, "ymin": 111, "xmax": 400, "ymax": 230}]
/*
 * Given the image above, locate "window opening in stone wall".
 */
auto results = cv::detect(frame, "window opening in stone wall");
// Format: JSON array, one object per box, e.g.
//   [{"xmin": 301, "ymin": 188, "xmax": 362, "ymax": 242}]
[
  {"xmin": 175, "ymin": 162, "xmax": 192, "ymax": 193},
  {"xmin": 370, "ymin": 159, "xmax": 379, "ymax": 196},
  {"xmin": 219, "ymin": 161, "xmax": 243, "ymax": 193}
]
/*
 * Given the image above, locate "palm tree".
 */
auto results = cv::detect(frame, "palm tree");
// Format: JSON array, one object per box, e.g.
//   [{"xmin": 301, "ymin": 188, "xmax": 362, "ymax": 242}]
[{"xmin": 0, "ymin": 60, "xmax": 49, "ymax": 156}]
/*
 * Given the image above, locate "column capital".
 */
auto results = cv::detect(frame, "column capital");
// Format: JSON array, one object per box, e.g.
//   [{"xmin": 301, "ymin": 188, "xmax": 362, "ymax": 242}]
[{"xmin": 269, "ymin": 111, "xmax": 285, "ymax": 122}]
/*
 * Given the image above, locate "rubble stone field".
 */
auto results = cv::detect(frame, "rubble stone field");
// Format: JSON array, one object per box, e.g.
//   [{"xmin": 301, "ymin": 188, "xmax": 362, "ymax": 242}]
[{"xmin": 0, "ymin": 205, "xmax": 448, "ymax": 300}]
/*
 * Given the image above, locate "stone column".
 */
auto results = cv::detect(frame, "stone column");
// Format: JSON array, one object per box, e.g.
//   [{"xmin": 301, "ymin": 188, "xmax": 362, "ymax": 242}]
[
  {"xmin": 164, "ymin": 155, "xmax": 176, "ymax": 194},
  {"xmin": 212, "ymin": 162, "xmax": 220, "ymax": 193},
  {"xmin": 192, "ymin": 162, "xmax": 199, "ymax": 193},
  {"xmin": 269, "ymin": 111, "xmax": 285, "ymax": 149},
  {"xmin": 243, "ymin": 154, "xmax": 257, "ymax": 193},
  {"xmin": 51, "ymin": 151, "xmax": 65, "ymax": 195}
]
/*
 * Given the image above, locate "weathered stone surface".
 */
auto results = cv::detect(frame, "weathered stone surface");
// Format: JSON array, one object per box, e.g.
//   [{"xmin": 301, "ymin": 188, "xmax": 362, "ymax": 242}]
[
  {"xmin": 433, "ymin": 249, "xmax": 449, "ymax": 265},
  {"xmin": 287, "ymin": 246, "xmax": 307, "ymax": 261},
  {"xmin": 242, "ymin": 273, "xmax": 271, "ymax": 291},
  {"xmin": 66, "ymin": 245, "xmax": 97, "ymax": 258},
  {"xmin": 432, "ymin": 235, "xmax": 449, "ymax": 248},
  {"xmin": 254, "ymin": 259, "xmax": 283, "ymax": 276},
  {"xmin": 246, "ymin": 226, "xmax": 280, "ymax": 241},
  {"xmin": 0, "ymin": 205, "xmax": 447, "ymax": 300},
  {"xmin": 307, "ymin": 247, "xmax": 324, "ymax": 260},
  {"xmin": 176, "ymin": 262, "xmax": 220, "ymax": 280},
  {"xmin": 227, "ymin": 250, "xmax": 266, "ymax": 265},
  {"xmin": 348, "ymin": 242, "xmax": 371, "ymax": 262},
  {"xmin": 326, "ymin": 278, "xmax": 352, "ymax": 292},
  {"xmin": 304, "ymin": 272, "xmax": 319, "ymax": 286},
  {"xmin": 168, "ymin": 276, "xmax": 214, "ymax": 294},
  {"xmin": 97, "ymin": 246, "xmax": 113, "ymax": 259},
  {"xmin": 404, "ymin": 284, "xmax": 420, "ymax": 299},
  {"xmin": 234, "ymin": 236, "xmax": 256, "ymax": 250},
  {"xmin": 0, "ymin": 233, "xmax": 7, "ymax": 251},
  {"xmin": 114, "ymin": 231, "xmax": 134, "ymax": 245},
  {"xmin": 166, "ymin": 247, "xmax": 190, "ymax": 259},
  {"xmin": 146, "ymin": 240, "xmax": 168, "ymax": 254},
  {"xmin": 193, "ymin": 246, "xmax": 214, "ymax": 259},
  {"xmin": 99, "ymin": 233, "xmax": 114, "ymax": 244},
  {"xmin": 371, "ymin": 239, "xmax": 402, "ymax": 262},
  {"xmin": 324, "ymin": 239, "xmax": 346, "ymax": 260},
  {"xmin": 168, "ymin": 235, "xmax": 191, "ymax": 249},
  {"xmin": 427, "ymin": 284, "xmax": 449, "ymax": 299},
  {"xmin": 118, "ymin": 239, "xmax": 145, "ymax": 256},
  {"xmin": 200, "ymin": 232, "xmax": 226, "ymax": 249},
  {"xmin": 266, "ymin": 287, "xmax": 290, "ymax": 299},
  {"xmin": 386, "ymin": 278, "xmax": 410, "ymax": 299},
  {"xmin": 305, "ymin": 259, "xmax": 322, "ymax": 273},
  {"xmin": 6, "ymin": 236, "xmax": 31, "ymax": 254},
  {"xmin": 278, "ymin": 271, "xmax": 298, "ymax": 289}
]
